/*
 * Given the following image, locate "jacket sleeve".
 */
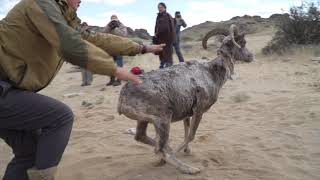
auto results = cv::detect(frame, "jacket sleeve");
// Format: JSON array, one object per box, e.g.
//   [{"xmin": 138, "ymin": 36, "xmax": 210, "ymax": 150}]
[
  {"xmin": 26, "ymin": 0, "xmax": 117, "ymax": 76},
  {"xmin": 182, "ymin": 19, "xmax": 187, "ymax": 28},
  {"xmin": 81, "ymin": 31, "xmax": 141, "ymax": 56}
]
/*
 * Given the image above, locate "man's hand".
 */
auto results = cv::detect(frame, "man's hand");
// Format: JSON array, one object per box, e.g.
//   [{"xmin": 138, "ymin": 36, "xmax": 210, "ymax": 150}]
[
  {"xmin": 114, "ymin": 67, "xmax": 142, "ymax": 85},
  {"xmin": 145, "ymin": 44, "xmax": 166, "ymax": 54}
]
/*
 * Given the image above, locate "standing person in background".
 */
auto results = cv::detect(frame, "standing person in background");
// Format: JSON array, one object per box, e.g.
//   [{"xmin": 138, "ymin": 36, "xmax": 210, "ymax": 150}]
[
  {"xmin": 80, "ymin": 22, "xmax": 93, "ymax": 86},
  {"xmin": 154, "ymin": 2, "xmax": 176, "ymax": 69},
  {"xmin": 105, "ymin": 15, "xmax": 127, "ymax": 86},
  {"xmin": 173, "ymin": 11, "xmax": 187, "ymax": 63}
]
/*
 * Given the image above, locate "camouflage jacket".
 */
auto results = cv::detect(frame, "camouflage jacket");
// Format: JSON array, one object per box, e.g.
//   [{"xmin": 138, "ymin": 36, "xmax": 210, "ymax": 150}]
[{"xmin": 0, "ymin": 0, "xmax": 141, "ymax": 91}]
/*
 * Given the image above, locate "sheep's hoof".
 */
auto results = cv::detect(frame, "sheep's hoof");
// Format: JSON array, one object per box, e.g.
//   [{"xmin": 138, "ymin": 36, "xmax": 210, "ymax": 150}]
[
  {"xmin": 230, "ymin": 74, "xmax": 238, "ymax": 80},
  {"xmin": 153, "ymin": 159, "xmax": 166, "ymax": 167},
  {"xmin": 184, "ymin": 146, "xmax": 191, "ymax": 155},
  {"xmin": 179, "ymin": 165, "xmax": 201, "ymax": 175}
]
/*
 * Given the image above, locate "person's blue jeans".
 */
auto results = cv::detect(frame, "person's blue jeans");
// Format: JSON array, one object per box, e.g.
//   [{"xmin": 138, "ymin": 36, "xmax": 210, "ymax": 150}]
[
  {"xmin": 173, "ymin": 39, "xmax": 185, "ymax": 63},
  {"xmin": 113, "ymin": 55, "xmax": 123, "ymax": 67},
  {"xmin": 81, "ymin": 68, "xmax": 93, "ymax": 85}
]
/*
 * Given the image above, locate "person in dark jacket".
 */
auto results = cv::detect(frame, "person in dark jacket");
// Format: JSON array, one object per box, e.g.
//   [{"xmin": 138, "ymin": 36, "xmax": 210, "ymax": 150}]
[
  {"xmin": 173, "ymin": 11, "xmax": 187, "ymax": 63},
  {"xmin": 154, "ymin": 2, "xmax": 176, "ymax": 69}
]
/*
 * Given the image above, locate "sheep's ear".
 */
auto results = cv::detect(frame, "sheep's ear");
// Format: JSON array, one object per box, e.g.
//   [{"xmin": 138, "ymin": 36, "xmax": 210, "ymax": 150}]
[
  {"xmin": 217, "ymin": 35, "xmax": 226, "ymax": 43},
  {"xmin": 221, "ymin": 36, "xmax": 233, "ymax": 47},
  {"xmin": 238, "ymin": 33, "xmax": 245, "ymax": 39}
]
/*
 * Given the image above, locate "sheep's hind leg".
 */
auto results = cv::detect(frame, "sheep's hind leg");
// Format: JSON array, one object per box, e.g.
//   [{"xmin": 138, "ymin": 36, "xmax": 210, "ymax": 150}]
[{"xmin": 153, "ymin": 118, "xmax": 200, "ymax": 174}]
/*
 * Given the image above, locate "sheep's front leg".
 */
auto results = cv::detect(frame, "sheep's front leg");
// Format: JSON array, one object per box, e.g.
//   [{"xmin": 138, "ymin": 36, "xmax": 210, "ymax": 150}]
[
  {"xmin": 183, "ymin": 118, "xmax": 191, "ymax": 154},
  {"xmin": 134, "ymin": 121, "xmax": 156, "ymax": 146},
  {"xmin": 188, "ymin": 113, "xmax": 203, "ymax": 142},
  {"xmin": 175, "ymin": 118, "xmax": 192, "ymax": 154},
  {"xmin": 176, "ymin": 86, "xmax": 206, "ymax": 154},
  {"xmin": 175, "ymin": 113, "xmax": 203, "ymax": 154},
  {"xmin": 153, "ymin": 119, "xmax": 170, "ymax": 154},
  {"xmin": 153, "ymin": 118, "xmax": 200, "ymax": 174}
]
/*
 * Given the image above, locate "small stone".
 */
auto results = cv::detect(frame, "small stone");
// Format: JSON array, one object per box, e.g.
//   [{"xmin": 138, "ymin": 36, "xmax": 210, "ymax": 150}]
[
  {"xmin": 202, "ymin": 160, "xmax": 209, "ymax": 167},
  {"xmin": 310, "ymin": 57, "xmax": 320, "ymax": 62},
  {"xmin": 282, "ymin": 58, "xmax": 292, "ymax": 62},
  {"xmin": 95, "ymin": 96, "xmax": 105, "ymax": 105},
  {"xmin": 104, "ymin": 115, "xmax": 115, "ymax": 121},
  {"xmin": 87, "ymin": 105, "xmax": 94, "ymax": 109},
  {"xmin": 81, "ymin": 100, "xmax": 94, "ymax": 108},
  {"xmin": 63, "ymin": 93, "xmax": 84, "ymax": 98},
  {"xmin": 84, "ymin": 113, "xmax": 93, "ymax": 118}
]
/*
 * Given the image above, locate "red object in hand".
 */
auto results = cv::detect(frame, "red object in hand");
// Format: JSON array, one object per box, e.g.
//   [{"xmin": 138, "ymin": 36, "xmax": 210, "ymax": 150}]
[{"xmin": 131, "ymin": 67, "xmax": 142, "ymax": 75}]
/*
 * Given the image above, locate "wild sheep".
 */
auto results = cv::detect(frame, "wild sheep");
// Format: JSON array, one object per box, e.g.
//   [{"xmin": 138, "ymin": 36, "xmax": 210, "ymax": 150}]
[{"xmin": 118, "ymin": 24, "xmax": 253, "ymax": 174}]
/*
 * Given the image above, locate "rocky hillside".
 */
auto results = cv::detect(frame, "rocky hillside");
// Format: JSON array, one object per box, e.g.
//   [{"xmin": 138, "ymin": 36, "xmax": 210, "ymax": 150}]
[
  {"xmin": 88, "ymin": 26, "xmax": 151, "ymax": 40},
  {"xmin": 180, "ymin": 13, "xmax": 290, "ymax": 42},
  {"xmin": 86, "ymin": 13, "xmax": 289, "ymax": 42}
]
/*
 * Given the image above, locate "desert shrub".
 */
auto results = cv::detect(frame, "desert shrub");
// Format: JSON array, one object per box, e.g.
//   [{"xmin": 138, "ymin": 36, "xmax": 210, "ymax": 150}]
[{"xmin": 263, "ymin": 1, "xmax": 320, "ymax": 55}]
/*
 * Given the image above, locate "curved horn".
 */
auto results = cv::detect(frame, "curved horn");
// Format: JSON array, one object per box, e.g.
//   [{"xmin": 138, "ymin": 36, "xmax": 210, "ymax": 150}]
[
  {"xmin": 202, "ymin": 28, "xmax": 229, "ymax": 49},
  {"xmin": 230, "ymin": 24, "xmax": 241, "ymax": 49}
]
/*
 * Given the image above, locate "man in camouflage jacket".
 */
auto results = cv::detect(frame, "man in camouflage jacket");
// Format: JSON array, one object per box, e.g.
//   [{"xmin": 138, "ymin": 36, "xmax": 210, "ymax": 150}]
[{"xmin": 0, "ymin": 0, "xmax": 164, "ymax": 179}]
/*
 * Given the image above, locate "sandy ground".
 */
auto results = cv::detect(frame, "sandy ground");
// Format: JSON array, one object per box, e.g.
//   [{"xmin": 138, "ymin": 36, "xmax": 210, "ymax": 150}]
[{"xmin": 1, "ymin": 33, "xmax": 320, "ymax": 180}]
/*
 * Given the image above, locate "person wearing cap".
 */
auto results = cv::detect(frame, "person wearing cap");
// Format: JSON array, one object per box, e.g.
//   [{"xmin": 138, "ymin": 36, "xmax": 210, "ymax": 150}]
[
  {"xmin": 173, "ymin": 11, "xmax": 187, "ymax": 63},
  {"xmin": 0, "ymin": 0, "xmax": 165, "ymax": 179},
  {"xmin": 154, "ymin": 2, "xmax": 176, "ymax": 69},
  {"xmin": 105, "ymin": 15, "xmax": 128, "ymax": 86}
]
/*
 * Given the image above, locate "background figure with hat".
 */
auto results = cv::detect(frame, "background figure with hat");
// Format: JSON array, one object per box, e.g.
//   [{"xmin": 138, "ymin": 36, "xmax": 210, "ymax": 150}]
[
  {"xmin": 173, "ymin": 11, "xmax": 187, "ymax": 63},
  {"xmin": 105, "ymin": 15, "xmax": 128, "ymax": 86},
  {"xmin": 154, "ymin": 2, "xmax": 176, "ymax": 69}
]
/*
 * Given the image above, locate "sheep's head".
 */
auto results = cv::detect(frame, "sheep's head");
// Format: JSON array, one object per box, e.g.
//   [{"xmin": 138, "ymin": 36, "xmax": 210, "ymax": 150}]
[{"xmin": 202, "ymin": 24, "xmax": 254, "ymax": 63}]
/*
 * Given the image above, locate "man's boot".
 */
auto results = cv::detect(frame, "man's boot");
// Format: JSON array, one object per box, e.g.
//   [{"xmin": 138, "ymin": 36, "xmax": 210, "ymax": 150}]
[
  {"xmin": 113, "ymin": 79, "xmax": 121, "ymax": 86},
  {"xmin": 106, "ymin": 76, "xmax": 115, "ymax": 86},
  {"xmin": 27, "ymin": 167, "xmax": 57, "ymax": 180}
]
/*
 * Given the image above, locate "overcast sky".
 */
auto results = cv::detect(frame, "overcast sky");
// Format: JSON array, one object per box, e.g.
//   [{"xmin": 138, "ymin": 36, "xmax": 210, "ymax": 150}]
[{"xmin": 1, "ymin": 0, "xmax": 307, "ymax": 34}]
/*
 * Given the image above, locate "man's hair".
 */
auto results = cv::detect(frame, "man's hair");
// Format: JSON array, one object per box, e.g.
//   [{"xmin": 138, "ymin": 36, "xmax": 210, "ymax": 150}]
[
  {"xmin": 111, "ymin": 15, "xmax": 118, "ymax": 21},
  {"xmin": 175, "ymin": 11, "xmax": 181, "ymax": 18},
  {"xmin": 158, "ymin": 2, "xmax": 166, "ymax": 9}
]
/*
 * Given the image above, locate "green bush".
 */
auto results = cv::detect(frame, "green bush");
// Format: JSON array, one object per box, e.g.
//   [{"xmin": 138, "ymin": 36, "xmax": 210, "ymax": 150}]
[{"xmin": 263, "ymin": 1, "xmax": 320, "ymax": 54}]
